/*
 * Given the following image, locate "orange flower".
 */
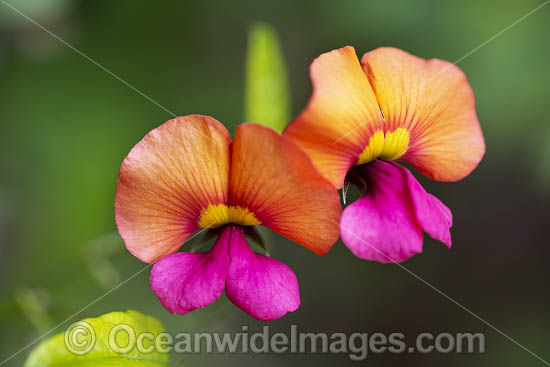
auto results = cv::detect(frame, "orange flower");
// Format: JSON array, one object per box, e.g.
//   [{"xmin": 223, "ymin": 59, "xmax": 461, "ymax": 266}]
[
  {"xmin": 115, "ymin": 115, "xmax": 341, "ymax": 319},
  {"xmin": 284, "ymin": 47, "xmax": 485, "ymax": 263},
  {"xmin": 285, "ymin": 46, "xmax": 485, "ymax": 189}
]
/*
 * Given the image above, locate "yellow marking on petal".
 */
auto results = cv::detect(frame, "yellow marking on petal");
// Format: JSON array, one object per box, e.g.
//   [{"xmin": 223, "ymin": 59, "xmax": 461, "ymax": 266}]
[
  {"xmin": 356, "ymin": 128, "xmax": 410, "ymax": 165},
  {"xmin": 198, "ymin": 204, "xmax": 261, "ymax": 228},
  {"xmin": 356, "ymin": 131, "xmax": 384, "ymax": 165},
  {"xmin": 379, "ymin": 128, "xmax": 410, "ymax": 160}
]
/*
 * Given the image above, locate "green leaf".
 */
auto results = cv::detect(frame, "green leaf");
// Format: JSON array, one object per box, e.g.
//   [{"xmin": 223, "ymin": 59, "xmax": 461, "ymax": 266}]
[
  {"xmin": 245, "ymin": 22, "xmax": 291, "ymax": 132},
  {"xmin": 24, "ymin": 310, "xmax": 170, "ymax": 367}
]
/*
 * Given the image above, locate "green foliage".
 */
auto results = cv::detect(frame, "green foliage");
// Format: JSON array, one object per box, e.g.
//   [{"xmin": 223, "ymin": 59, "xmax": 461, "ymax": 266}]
[
  {"xmin": 245, "ymin": 22, "xmax": 291, "ymax": 132},
  {"xmin": 0, "ymin": 0, "xmax": 73, "ymax": 26},
  {"xmin": 24, "ymin": 310, "xmax": 170, "ymax": 367}
]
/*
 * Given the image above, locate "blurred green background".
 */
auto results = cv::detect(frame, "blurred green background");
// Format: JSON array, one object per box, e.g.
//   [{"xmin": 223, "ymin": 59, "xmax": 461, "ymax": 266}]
[{"xmin": 0, "ymin": 0, "xmax": 549, "ymax": 365}]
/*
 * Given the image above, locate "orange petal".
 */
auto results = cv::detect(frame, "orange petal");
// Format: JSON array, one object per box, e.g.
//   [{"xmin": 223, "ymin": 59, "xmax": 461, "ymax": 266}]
[
  {"xmin": 115, "ymin": 115, "xmax": 231, "ymax": 263},
  {"xmin": 361, "ymin": 47, "xmax": 485, "ymax": 181},
  {"xmin": 230, "ymin": 123, "xmax": 341, "ymax": 255},
  {"xmin": 284, "ymin": 46, "xmax": 384, "ymax": 188}
]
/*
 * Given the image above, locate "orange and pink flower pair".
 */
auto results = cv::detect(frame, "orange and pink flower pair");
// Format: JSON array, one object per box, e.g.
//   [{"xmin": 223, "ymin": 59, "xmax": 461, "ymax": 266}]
[{"xmin": 115, "ymin": 46, "xmax": 484, "ymax": 320}]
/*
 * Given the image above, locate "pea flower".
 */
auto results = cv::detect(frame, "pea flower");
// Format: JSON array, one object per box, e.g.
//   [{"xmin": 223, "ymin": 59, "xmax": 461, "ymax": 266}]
[
  {"xmin": 284, "ymin": 47, "xmax": 485, "ymax": 263},
  {"xmin": 115, "ymin": 115, "xmax": 341, "ymax": 320}
]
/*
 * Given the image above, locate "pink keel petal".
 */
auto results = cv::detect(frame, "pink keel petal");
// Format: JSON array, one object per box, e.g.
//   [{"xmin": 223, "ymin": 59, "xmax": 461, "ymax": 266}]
[
  {"xmin": 150, "ymin": 228, "xmax": 231, "ymax": 315},
  {"xmin": 225, "ymin": 226, "xmax": 300, "ymax": 321},
  {"xmin": 341, "ymin": 165, "xmax": 422, "ymax": 263},
  {"xmin": 340, "ymin": 160, "xmax": 452, "ymax": 263}
]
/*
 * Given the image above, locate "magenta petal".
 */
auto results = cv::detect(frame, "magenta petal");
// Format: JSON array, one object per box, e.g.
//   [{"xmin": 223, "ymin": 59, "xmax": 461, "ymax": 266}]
[
  {"xmin": 341, "ymin": 162, "xmax": 422, "ymax": 263},
  {"xmin": 225, "ymin": 226, "xmax": 300, "ymax": 321},
  {"xmin": 398, "ymin": 161, "xmax": 452, "ymax": 247},
  {"xmin": 341, "ymin": 160, "xmax": 452, "ymax": 263},
  {"xmin": 149, "ymin": 227, "xmax": 231, "ymax": 315}
]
